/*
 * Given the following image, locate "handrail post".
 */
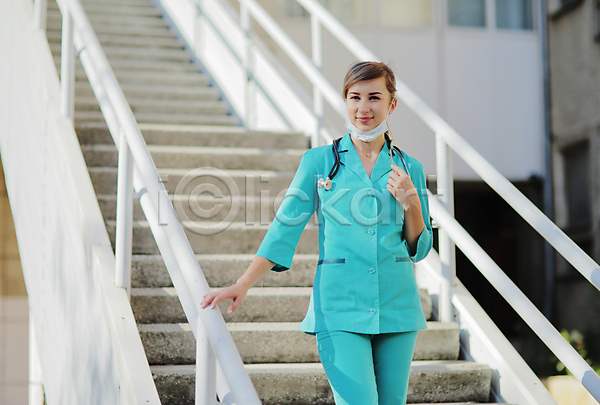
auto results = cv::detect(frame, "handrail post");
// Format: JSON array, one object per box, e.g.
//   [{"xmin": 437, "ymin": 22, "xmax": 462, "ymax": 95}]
[
  {"xmin": 240, "ymin": 1, "xmax": 252, "ymax": 130},
  {"xmin": 196, "ymin": 315, "xmax": 217, "ymax": 405},
  {"xmin": 436, "ymin": 133, "xmax": 456, "ymax": 322},
  {"xmin": 115, "ymin": 128, "xmax": 134, "ymax": 298},
  {"xmin": 60, "ymin": 7, "xmax": 75, "ymax": 120},
  {"xmin": 311, "ymin": 12, "xmax": 323, "ymax": 147},
  {"xmin": 33, "ymin": 0, "xmax": 48, "ymax": 31}
]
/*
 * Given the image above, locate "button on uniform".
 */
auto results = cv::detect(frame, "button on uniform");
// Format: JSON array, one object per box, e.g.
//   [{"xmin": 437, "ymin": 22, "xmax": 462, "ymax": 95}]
[
  {"xmin": 369, "ymin": 308, "xmax": 377, "ymax": 315},
  {"xmin": 368, "ymin": 268, "xmax": 376, "ymax": 274},
  {"xmin": 367, "ymin": 229, "xmax": 374, "ymax": 235}
]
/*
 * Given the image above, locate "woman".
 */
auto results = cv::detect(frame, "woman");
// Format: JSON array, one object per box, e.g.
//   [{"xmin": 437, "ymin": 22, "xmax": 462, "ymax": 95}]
[{"xmin": 201, "ymin": 61, "xmax": 433, "ymax": 405}]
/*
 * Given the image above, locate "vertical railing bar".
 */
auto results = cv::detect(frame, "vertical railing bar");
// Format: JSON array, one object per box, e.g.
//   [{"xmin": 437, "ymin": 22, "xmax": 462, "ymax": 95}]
[
  {"xmin": 33, "ymin": 0, "xmax": 48, "ymax": 31},
  {"xmin": 196, "ymin": 316, "xmax": 218, "ymax": 405},
  {"xmin": 311, "ymin": 12, "xmax": 323, "ymax": 147},
  {"xmin": 115, "ymin": 128, "xmax": 134, "ymax": 298},
  {"xmin": 436, "ymin": 133, "xmax": 456, "ymax": 322},
  {"xmin": 60, "ymin": 7, "xmax": 75, "ymax": 120}
]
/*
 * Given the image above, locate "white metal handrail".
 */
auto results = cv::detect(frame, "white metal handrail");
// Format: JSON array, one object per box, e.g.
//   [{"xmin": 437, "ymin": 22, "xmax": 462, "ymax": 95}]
[
  {"xmin": 40, "ymin": 0, "xmax": 261, "ymax": 403},
  {"xmin": 212, "ymin": 0, "xmax": 600, "ymax": 399},
  {"xmin": 428, "ymin": 193, "xmax": 600, "ymax": 402}
]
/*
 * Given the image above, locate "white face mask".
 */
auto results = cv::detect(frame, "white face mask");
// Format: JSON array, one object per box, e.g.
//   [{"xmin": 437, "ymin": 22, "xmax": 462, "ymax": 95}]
[
  {"xmin": 345, "ymin": 98, "xmax": 395, "ymax": 143},
  {"xmin": 344, "ymin": 119, "xmax": 388, "ymax": 143}
]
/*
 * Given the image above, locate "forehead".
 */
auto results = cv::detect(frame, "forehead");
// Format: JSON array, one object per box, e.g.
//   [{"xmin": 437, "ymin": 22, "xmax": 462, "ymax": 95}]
[{"xmin": 347, "ymin": 76, "xmax": 388, "ymax": 94}]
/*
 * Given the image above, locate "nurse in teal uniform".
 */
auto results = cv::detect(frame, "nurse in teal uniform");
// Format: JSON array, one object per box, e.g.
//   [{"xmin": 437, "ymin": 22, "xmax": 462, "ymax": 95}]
[{"xmin": 202, "ymin": 61, "xmax": 433, "ymax": 405}]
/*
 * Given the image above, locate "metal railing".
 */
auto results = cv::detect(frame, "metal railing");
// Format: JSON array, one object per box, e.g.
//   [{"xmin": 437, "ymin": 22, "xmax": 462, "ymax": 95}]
[
  {"xmin": 34, "ymin": 0, "xmax": 261, "ymax": 403},
  {"xmin": 191, "ymin": 0, "xmax": 600, "ymax": 401}
]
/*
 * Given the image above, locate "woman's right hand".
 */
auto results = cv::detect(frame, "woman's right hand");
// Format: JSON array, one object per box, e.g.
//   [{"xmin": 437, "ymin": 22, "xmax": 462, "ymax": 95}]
[
  {"xmin": 201, "ymin": 282, "xmax": 250, "ymax": 314},
  {"xmin": 201, "ymin": 256, "xmax": 275, "ymax": 314}
]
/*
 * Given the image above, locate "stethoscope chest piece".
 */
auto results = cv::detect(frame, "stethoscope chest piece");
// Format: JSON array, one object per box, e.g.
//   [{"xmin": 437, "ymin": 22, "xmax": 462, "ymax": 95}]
[{"xmin": 318, "ymin": 177, "xmax": 332, "ymax": 191}]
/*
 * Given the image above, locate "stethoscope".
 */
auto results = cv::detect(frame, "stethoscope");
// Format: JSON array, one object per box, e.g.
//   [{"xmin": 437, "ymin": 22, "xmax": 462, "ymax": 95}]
[{"xmin": 317, "ymin": 133, "xmax": 410, "ymax": 191}]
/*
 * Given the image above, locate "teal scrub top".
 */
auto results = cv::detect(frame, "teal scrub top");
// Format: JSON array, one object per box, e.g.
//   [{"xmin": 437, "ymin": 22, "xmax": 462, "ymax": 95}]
[{"xmin": 256, "ymin": 133, "xmax": 433, "ymax": 335}]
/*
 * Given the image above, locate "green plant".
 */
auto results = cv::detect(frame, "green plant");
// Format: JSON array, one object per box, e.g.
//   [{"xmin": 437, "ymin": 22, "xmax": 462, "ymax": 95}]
[{"xmin": 553, "ymin": 329, "xmax": 600, "ymax": 375}]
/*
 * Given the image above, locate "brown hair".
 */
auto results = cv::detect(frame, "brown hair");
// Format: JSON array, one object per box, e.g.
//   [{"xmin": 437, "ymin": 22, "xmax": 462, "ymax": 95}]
[{"xmin": 342, "ymin": 61, "xmax": 397, "ymax": 100}]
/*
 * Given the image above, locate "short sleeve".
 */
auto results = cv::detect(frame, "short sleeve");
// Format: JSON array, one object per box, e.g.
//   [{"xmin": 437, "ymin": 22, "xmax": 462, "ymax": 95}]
[{"xmin": 256, "ymin": 151, "xmax": 318, "ymax": 271}]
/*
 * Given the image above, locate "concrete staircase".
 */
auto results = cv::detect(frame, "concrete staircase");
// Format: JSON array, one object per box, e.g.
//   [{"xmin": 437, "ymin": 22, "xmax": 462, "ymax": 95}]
[{"xmin": 47, "ymin": 0, "xmax": 506, "ymax": 403}]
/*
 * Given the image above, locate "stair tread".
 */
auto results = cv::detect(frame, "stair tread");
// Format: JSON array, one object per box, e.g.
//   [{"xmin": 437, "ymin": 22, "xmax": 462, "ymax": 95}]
[
  {"xmin": 75, "ymin": 82, "xmax": 215, "ymax": 93},
  {"xmin": 151, "ymin": 360, "xmax": 490, "ymax": 373},
  {"xmin": 76, "ymin": 97, "xmax": 222, "ymax": 107},
  {"xmin": 130, "ymin": 253, "xmax": 318, "ymax": 260},
  {"xmin": 78, "ymin": 121, "xmax": 305, "ymax": 137},
  {"xmin": 89, "ymin": 166, "xmax": 296, "ymax": 176},
  {"xmin": 75, "ymin": 111, "xmax": 236, "ymax": 124},
  {"xmin": 138, "ymin": 321, "xmax": 456, "ymax": 332},
  {"xmin": 81, "ymin": 144, "xmax": 306, "ymax": 156},
  {"xmin": 106, "ymin": 219, "xmax": 315, "ymax": 229},
  {"xmin": 132, "ymin": 286, "xmax": 313, "ymax": 297}
]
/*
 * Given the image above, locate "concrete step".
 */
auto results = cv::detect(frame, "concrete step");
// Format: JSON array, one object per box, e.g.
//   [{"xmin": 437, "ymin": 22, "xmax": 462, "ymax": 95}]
[
  {"xmin": 131, "ymin": 287, "xmax": 432, "ymax": 324},
  {"xmin": 49, "ymin": 43, "xmax": 191, "ymax": 62},
  {"xmin": 76, "ymin": 123, "xmax": 309, "ymax": 149},
  {"xmin": 54, "ymin": 56, "xmax": 200, "ymax": 73},
  {"xmin": 132, "ymin": 287, "xmax": 312, "ymax": 324},
  {"xmin": 95, "ymin": 34, "xmax": 184, "ymax": 49},
  {"xmin": 49, "ymin": 66, "xmax": 208, "ymax": 86},
  {"xmin": 151, "ymin": 361, "xmax": 492, "ymax": 404},
  {"xmin": 82, "ymin": 0, "xmax": 155, "ymax": 6},
  {"xmin": 74, "ymin": 111, "xmax": 238, "ymax": 126},
  {"xmin": 47, "ymin": 33, "xmax": 182, "ymax": 49},
  {"xmin": 76, "ymin": 97, "xmax": 227, "ymax": 115},
  {"xmin": 138, "ymin": 322, "xmax": 459, "ymax": 365},
  {"xmin": 96, "ymin": 193, "xmax": 300, "ymax": 226},
  {"xmin": 81, "ymin": 144, "xmax": 304, "ymax": 170},
  {"xmin": 48, "ymin": 22, "xmax": 173, "ymax": 38},
  {"xmin": 88, "ymin": 166, "xmax": 296, "ymax": 196},
  {"xmin": 130, "ymin": 254, "xmax": 319, "ymax": 288},
  {"xmin": 48, "ymin": 2, "xmax": 162, "ymax": 17},
  {"xmin": 105, "ymin": 220, "xmax": 318, "ymax": 254},
  {"xmin": 74, "ymin": 82, "xmax": 220, "ymax": 101},
  {"xmin": 50, "ymin": 0, "xmax": 153, "ymax": 8},
  {"xmin": 108, "ymin": 71, "xmax": 209, "ymax": 86},
  {"xmin": 47, "ymin": 10, "xmax": 167, "ymax": 28}
]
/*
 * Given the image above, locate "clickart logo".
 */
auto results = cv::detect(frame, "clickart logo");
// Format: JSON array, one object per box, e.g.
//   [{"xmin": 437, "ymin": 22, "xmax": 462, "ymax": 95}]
[{"xmin": 173, "ymin": 168, "xmax": 242, "ymax": 235}]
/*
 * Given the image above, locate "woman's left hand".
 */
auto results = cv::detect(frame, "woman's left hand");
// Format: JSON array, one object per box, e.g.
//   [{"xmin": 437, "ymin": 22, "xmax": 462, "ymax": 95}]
[{"xmin": 386, "ymin": 164, "xmax": 420, "ymax": 210}]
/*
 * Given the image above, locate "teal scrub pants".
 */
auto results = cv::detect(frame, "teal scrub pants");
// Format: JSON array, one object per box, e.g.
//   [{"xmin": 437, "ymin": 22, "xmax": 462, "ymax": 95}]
[{"xmin": 316, "ymin": 330, "xmax": 418, "ymax": 405}]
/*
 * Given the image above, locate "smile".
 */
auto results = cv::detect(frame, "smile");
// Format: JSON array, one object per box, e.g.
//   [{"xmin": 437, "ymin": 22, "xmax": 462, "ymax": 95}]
[{"xmin": 357, "ymin": 117, "xmax": 372, "ymax": 124}]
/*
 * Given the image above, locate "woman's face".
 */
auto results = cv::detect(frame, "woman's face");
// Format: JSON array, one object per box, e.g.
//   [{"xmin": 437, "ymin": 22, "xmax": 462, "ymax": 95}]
[{"xmin": 346, "ymin": 76, "xmax": 396, "ymax": 132}]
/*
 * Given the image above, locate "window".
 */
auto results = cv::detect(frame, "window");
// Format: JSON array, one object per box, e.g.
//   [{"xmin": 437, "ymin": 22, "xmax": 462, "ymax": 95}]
[
  {"xmin": 563, "ymin": 143, "xmax": 591, "ymax": 230},
  {"xmin": 448, "ymin": 0, "xmax": 486, "ymax": 27},
  {"xmin": 380, "ymin": 0, "xmax": 432, "ymax": 27},
  {"xmin": 496, "ymin": 0, "xmax": 533, "ymax": 29}
]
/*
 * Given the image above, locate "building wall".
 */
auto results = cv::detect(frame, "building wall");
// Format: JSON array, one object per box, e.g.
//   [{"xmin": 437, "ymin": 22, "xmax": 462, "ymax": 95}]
[
  {"xmin": 250, "ymin": 0, "xmax": 546, "ymax": 181},
  {"xmin": 547, "ymin": 0, "xmax": 600, "ymax": 331},
  {"xmin": 0, "ymin": 158, "xmax": 29, "ymax": 404}
]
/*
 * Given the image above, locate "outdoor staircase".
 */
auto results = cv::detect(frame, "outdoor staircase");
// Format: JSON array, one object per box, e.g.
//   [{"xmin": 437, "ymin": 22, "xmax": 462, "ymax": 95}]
[{"xmin": 47, "ymin": 0, "xmax": 508, "ymax": 403}]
